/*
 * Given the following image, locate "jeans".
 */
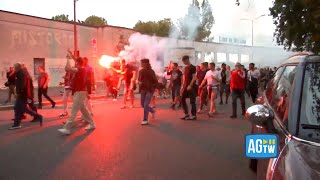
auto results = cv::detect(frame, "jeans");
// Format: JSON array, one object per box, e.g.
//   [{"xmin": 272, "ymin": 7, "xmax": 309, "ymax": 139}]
[
  {"xmin": 231, "ymin": 90, "xmax": 246, "ymax": 116},
  {"xmin": 25, "ymin": 100, "xmax": 40, "ymax": 118},
  {"xmin": 38, "ymin": 87, "xmax": 55, "ymax": 107},
  {"xmin": 13, "ymin": 98, "xmax": 27, "ymax": 127},
  {"xmin": 181, "ymin": 88, "xmax": 197, "ymax": 116},
  {"xmin": 141, "ymin": 90, "xmax": 154, "ymax": 121}
]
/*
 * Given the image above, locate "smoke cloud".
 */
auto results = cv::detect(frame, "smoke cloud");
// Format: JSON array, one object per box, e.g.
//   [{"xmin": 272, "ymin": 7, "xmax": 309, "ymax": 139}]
[{"xmin": 118, "ymin": 32, "xmax": 168, "ymax": 74}]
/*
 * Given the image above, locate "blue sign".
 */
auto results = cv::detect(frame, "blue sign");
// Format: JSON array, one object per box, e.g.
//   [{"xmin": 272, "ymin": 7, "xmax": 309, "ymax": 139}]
[{"xmin": 245, "ymin": 134, "xmax": 278, "ymax": 158}]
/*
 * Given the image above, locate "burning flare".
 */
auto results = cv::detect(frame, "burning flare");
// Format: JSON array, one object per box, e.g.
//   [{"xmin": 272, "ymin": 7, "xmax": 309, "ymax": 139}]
[{"xmin": 99, "ymin": 55, "xmax": 118, "ymax": 68}]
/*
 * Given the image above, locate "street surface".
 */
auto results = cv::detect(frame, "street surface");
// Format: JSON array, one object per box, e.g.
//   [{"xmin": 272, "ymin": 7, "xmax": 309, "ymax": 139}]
[{"xmin": 0, "ymin": 97, "xmax": 256, "ymax": 180}]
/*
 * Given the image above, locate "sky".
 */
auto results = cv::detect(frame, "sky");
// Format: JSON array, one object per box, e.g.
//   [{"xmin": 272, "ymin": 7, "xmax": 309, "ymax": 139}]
[{"xmin": 0, "ymin": 0, "xmax": 276, "ymax": 46}]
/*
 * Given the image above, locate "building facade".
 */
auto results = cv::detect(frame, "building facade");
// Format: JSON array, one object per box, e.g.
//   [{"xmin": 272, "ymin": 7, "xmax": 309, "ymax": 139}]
[{"xmin": 0, "ymin": 10, "xmax": 295, "ymax": 87}]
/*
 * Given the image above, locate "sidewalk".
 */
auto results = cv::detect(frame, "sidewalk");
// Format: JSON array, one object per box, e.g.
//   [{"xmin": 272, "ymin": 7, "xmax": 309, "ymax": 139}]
[{"xmin": 0, "ymin": 83, "xmax": 136, "ymax": 111}]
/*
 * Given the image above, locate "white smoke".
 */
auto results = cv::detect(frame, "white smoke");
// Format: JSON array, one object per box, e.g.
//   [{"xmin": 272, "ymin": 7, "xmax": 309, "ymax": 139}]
[
  {"xmin": 170, "ymin": 3, "xmax": 201, "ymax": 40},
  {"xmin": 118, "ymin": 32, "xmax": 168, "ymax": 74}
]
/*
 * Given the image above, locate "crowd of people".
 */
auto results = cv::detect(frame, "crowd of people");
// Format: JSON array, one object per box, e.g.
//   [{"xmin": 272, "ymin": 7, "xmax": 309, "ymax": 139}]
[{"xmin": 3, "ymin": 52, "xmax": 276, "ymax": 132}]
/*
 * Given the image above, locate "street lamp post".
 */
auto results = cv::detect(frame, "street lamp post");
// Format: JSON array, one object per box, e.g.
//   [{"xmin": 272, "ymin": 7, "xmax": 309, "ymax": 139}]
[
  {"xmin": 240, "ymin": 14, "xmax": 268, "ymax": 63},
  {"xmin": 74, "ymin": 0, "xmax": 78, "ymax": 57},
  {"xmin": 240, "ymin": 14, "xmax": 267, "ymax": 46}
]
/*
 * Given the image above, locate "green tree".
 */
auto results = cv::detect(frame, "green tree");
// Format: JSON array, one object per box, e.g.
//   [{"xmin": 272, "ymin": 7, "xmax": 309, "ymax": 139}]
[
  {"xmin": 198, "ymin": 0, "xmax": 215, "ymax": 41},
  {"xmin": 156, "ymin": 18, "xmax": 174, "ymax": 37},
  {"xmin": 84, "ymin": 15, "xmax": 107, "ymax": 26},
  {"xmin": 270, "ymin": 0, "xmax": 320, "ymax": 53},
  {"xmin": 52, "ymin": 14, "xmax": 70, "ymax": 22},
  {"xmin": 133, "ymin": 18, "xmax": 174, "ymax": 37},
  {"xmin": 178, "ymin": 0, "xmax": 214, "ymax": 41}
]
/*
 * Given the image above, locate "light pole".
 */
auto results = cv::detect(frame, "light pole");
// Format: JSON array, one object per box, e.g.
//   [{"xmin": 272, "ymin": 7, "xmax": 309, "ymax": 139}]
[
  {"xmin": 74, "ymin": 0, "xmax": 78, "ymax": 57},
  {"xmin": 240, "ymin": 14, "xmax": 267, "ymax": 46}
]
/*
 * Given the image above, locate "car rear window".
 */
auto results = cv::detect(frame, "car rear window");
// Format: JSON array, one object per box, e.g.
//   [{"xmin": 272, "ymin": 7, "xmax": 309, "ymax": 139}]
[{"xmin": 299, "ymin": 62, "xmax": 320, "ymax": 140}]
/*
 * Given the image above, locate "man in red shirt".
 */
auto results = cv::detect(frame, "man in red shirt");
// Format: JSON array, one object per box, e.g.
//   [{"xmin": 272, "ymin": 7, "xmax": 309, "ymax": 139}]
[{"xmin": 230, "ymin": 62, "xmax": 246, "ymax": 118}]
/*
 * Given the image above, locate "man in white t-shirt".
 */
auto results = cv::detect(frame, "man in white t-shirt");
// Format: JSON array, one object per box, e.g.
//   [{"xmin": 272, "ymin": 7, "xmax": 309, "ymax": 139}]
[
  {"xmin": 199, "ymin": 62, "xmax": 221, "ymax": 117},
  {"xmin": 247, "ymin": 63, "xmax": 260, "ymax": 103},
  {"xmin": 163, "ymin": 67, "xmax": 171, "ymax": 99}
]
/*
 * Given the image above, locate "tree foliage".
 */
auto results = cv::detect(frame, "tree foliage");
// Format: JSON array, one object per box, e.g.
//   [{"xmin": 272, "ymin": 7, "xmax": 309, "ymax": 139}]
[
  {"xmin": 178, "ymin": 0, "xmax": 214, "ymax": 41},
  {"xmin": 133, "ymin": 18, "xmax": 174, "ymax": 37},
  {"xmin": 52, "ymin": 14, "xmax": 108, "ymax": 26},
  {"xmin": 270, "ymin": 0, "xmax": 320, "ymax": 53},
  {"xmin": 84, "ymin": 15, "xmax": 107, "ymax": 26},
  {"xmin": 52, "ymin": 14, "xmax": 70, "ymax": 22}
]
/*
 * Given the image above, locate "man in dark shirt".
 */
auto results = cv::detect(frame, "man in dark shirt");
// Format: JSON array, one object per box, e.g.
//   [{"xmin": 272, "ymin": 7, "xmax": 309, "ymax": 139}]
[
  {"xmin": 138, "ymin": 59, "xmax": 158, "ymax": 125},
  {"xmin": 196, "ymin": 62, "xmax": 209, "ymax": 113},
  {"xmin": 37, "ymin": 66, "xmax": 56, "ymax": 109},
  {"xmin": 167, "ymin": 63, "xmax": 183, "ymax": 110},
  {"xmin": 5, "ymin": 67, "xmax": 16, "ymax": 104},
  {"xmin": 219, "ymin": 63, "xmax": 231, "ymax": 104},
  {"xmin": 180, "ymin": 55, "xmax": 197, "ymax": 120},
  {"xmin": 9, "ymin": 63, "xmax": 26, "ymax": 130}
]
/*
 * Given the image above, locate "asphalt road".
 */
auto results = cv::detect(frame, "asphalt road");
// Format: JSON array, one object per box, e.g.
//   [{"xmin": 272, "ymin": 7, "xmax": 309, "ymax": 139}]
[{"xmin": 0, "ymin": 97, "xmax": 256, "ymax": 180}]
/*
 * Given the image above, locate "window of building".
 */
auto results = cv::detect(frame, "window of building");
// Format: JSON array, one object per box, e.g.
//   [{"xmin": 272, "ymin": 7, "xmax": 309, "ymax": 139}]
[
  {"xmin": 217, "ymin": 53, "xmax": 226, "ymax": 62},
  {"xmin": 204, "ymin": 52, "xmax": 214, "ymax": 62},
  {"xmin": 228, "ymin": 38, "xmax": 233, "ymax": 43},
  {"xmin": 241, "ymin": 54, "xmax": 249, "ymax": 63},
  {"xmin": 229, "ymin": 53, "xmax": 239, "ymax": 64}
]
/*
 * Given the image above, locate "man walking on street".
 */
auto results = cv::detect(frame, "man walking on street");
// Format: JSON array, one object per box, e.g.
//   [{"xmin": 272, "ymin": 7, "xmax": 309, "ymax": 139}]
[
  {"xmin": 83, "ymin": 57, "xmax": 94, "ymax": 116},
  {"xmin": 199, "ymin": 62, "xmax": 221, "ymax": 117},
  {"xmin": 180, "ymin": 55, "xmax": 197, "ymax": 120},
  {"xmin": 196, "ymin": 62, "xmax": 209, "ymax": 114},
  {"xmin": 219, "ymin": 63, "xmax": 231, "ymax": 104},
  {"xmin": 58, "ymin": 56, "xmax": 96, "ymax": 135},
  {"xmin": 5, "ymin": 67, "xmax": 16, "ymax": 104},
  {"xmin": 9, "ymin": 63, "xmax": 27, "ymax": 130},
  {"xmin": 37, "ymin": 66, "xmax": 55, "ymax": 109},
  {"xmin": 138, "ymin": 59, "xmax": 158, "ymax": 125},
  {"xmin": 167, "ymin": 62, "xmax": 183, "ymax": 110},
  {"xmin": 230, "ymin": 62, "xmax": 246, "ymax": 119},
  {"xmin": 247, "ymin": 63, "xmax": 260, "ymax": 103}
]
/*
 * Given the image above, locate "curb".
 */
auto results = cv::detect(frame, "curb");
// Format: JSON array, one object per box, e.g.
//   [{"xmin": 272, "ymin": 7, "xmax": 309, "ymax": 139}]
[
  {"xmin": 0, "ymin": 92, "xmax": 140, "ymax": 111},
  {"xmin": 0, "ymin": 94, "xmax": 108, "ymax": 111}
]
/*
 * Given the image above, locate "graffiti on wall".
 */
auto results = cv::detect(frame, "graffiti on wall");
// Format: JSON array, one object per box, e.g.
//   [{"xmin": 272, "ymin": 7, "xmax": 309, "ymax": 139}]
[{"xmin": 9, "ymin": 29, "xmax": 75, "ymax": 50}]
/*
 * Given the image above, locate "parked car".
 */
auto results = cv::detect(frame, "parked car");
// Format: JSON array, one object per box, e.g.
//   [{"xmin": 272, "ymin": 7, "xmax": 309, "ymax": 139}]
[{"xmin": 246, "ymin": 53, "xmax": 320, "ymax": 180}]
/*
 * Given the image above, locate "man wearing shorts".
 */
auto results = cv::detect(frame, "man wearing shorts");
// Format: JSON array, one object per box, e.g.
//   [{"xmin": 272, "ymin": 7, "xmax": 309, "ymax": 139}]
[
  {"xmin": 199, "ymin": 62, "xmax": 221, "ymax": 117},
  {"xmin": 167, "ymin": 63, "xmax": 183, "ymax": 110}
]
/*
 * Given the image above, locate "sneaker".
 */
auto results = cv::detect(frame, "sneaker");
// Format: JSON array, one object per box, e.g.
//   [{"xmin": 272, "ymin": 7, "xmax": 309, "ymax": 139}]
[
  {"xmin": 197, "ymin": 109, "xmax": 203, "ymax": 114},
  {"xmin": 208, "ymin": 113, "xmax": 214, "ymax": 117},
  {"xmin": 187, "ymin": 116, "xmax": 197, "ymax": 120},
  {"xmin": 8, "ymin": 126, "xmax": 22, "ymax": 130},
  {"xmin": 113, "ymin": 99, "xmax": 117, "ymax": 102},
  {"xmin": 230, "ymin": 115, "xmax": 237, "ymax": 119},
  {"xmin": 58, "ymin": 128, "xmax": 71, "ymax": 135},
  {"xmin": 180, "ymin": 115, "xmax": 190, "ymax": 120},
  {"xmin": 219, "ymin": 101, "xmax": 223, "ymax": 105},
  {"xmin": 120, "ymin": 106, "xmax": 126, "ymax": 109},
  {"xmin": 59, "ymin": 112, "xmax": 68, "ymax": 117},
  {"xmin": 130, "ymin": 105, "xmax": 134, "ymax": 108},
  {"xmin": 84, "ymin": 125, "xmax": 96, "ymax": 131},
  {"xmin": 141, "ymin": 120, "xmax": 148, "ymax": 125}
]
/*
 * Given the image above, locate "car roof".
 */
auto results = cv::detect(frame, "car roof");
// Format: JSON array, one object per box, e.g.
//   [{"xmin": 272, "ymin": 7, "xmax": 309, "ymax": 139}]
[{"xmin": 281, "ymin": 53, "xmax": 320, "ymax": 65}]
